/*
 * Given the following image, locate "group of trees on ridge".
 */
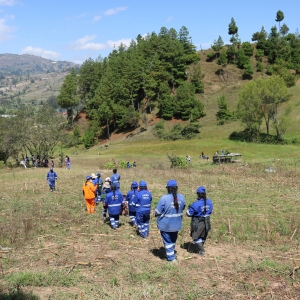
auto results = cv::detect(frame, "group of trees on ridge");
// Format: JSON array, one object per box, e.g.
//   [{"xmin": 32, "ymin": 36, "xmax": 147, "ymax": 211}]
[
  {"xmin": 56, "ymin": 10, "xmax": 298, "ymax": 145},
  {"xmin": 208, "ymin": 11, "xmax": 299, "ymax": 86},
  {"xmin": 57, "ymin": 26, "xmax": 206, "ymax": 139}
]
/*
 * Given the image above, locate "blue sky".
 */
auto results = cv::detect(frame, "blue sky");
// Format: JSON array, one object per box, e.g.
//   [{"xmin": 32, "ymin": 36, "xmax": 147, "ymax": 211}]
[{"xmin": 0, "ymin": 0, "xmax": 299, "ymax": 64}]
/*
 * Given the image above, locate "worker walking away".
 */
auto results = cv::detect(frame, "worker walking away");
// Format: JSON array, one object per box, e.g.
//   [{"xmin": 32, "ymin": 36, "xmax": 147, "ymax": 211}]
[
  {"xmin": 110, "ymin": 168, "xmax": 121, "ymax": 189},
  {"xmin": 82, "ymin": 175, "xmax": 97, "ymax": 214},
  {"xmin": 155, "ymin": 180, "xmax": 186, "ymax": 264},
  {"xmin": 101, "ymin": 177, "xmax": 111, "ymax": 222},
  {"xmin": 46, "ymin": 168, "xmax": 58, "ymax": 192},
  {"xmin": 126, "ymin": 181, "xmax": 138, "ymax": 227},
  {"xmin": 95, "ymin": 172, "xmax": 103, "ymax": 204},
  {"xmin": 103, "ymin": 183, "xmax": 125, "ymax": 229},
  {"xmin": 132, "ymin": 181, "xmax": 152, "ymax": 238},
  {"xmin": 186, "ymin": 186, "xmax": 213, "ymax": 256}
]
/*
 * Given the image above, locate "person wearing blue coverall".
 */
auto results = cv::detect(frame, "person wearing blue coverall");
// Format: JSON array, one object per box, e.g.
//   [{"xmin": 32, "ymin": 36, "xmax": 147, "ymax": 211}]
[
  {"xmin": 186, "ymin": 186, "xmax": 213, "ymax": 256},
  {"xmin": 103, "ymin": 182, "xmax": 124, "ymax": 229},
  {"xmin": 155, "ymin": 180, "xmax": 186, "ymax": 263},
  {"xmin": 126, "ymin": 181, "xmax": 138, "ymax": 227},
  {"xmin": 46, "ymin": 168, "xmax": 58, "ymax": 191},
  {"xmin": 93, "ymin": 172, "xmax": 103, "ymax": 205},
  {"xmin": 132, "ymin": 181, "xmax": 152, "ymax": 238},
  {"xmin": 110, "ymin": 168, "xmax": 121, "ymax": 189}
]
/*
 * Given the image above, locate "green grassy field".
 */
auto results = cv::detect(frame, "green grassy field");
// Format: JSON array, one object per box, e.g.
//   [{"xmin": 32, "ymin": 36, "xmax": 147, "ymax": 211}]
[{"xmin": 0, "ymin": 142, "xmax": 299, "ymax": 299}]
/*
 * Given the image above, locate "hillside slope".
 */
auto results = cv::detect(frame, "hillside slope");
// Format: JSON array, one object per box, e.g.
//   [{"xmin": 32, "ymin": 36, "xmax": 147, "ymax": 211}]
[{"xmin": 0, "ymin": 53, "xmax": 79, "ymax": 75}]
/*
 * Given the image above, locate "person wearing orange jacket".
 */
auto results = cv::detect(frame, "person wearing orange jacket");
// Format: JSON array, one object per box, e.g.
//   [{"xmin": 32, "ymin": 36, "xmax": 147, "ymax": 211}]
[{"xmin": 82, "ymin": 175, "xmax": 97, "ymax": 214}]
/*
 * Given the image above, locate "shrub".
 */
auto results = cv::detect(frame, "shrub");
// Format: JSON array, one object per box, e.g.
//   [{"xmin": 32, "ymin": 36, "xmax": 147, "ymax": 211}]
[
  {"xmin": 181, "ymin": 122, "xmax": 201, "ymax": 139},
  {"xmin": 103, "ymin": 162, "xmax": 116, "ymax": 169},
  {"xmin": 119, "ymin": 161, "xmax": 127, "ymax": 168},
  {"xmin": 167, "ymin": 154, "xmax": 188, "ymax": 168}
]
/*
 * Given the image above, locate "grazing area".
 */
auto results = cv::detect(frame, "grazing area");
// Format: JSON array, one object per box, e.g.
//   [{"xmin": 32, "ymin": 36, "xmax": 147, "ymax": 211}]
[{"xmin": 0, "ymin": 143, "xmax": 299, "ymax": 299}]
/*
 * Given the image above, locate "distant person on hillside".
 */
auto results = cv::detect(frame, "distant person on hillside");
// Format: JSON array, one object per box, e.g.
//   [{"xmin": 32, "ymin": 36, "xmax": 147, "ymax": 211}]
[
  {"xmin": 126, "ymin": 162, "xmax": 131, "ymax": 168},
  {"xmin": 110, "ymin": 168, "xmax": 120, "ymax": 189},
  {"xmin": 82, "ymin": 175, "xmax": 97, "ymax": 214},
  {"xmin": 50, "ymin": 160, "xmax": 54, "ymax": 168},
  {"xmin": 133, "ymin": 162, "xmax": 137, "ymax": 168},
  {"xmin": 132, "ymin": 181, "xmax": 152, "ymax": 238},
  {"xmin": 46, "ymin": 168, "xmax": 58, "ymax": 192},
  {"xmin": 155, "ymin": 180, "xmax": 186, "ymax": 263},
  {"xmin": 65, "ymin": 155, "xmax": 71, "ymax": 170},
  {"xmin": 126, "ymin": 181, "xmax": 139, "ymax": 227},
  {"xmin": 103, "ymin": 183, "xmax": 125, "ymax": 229},
  {"xmin": 186, "ymin": 186, "xmax": 213, "ymax": 256},
  {"xmin": 25, "ymin": 156, "xmax": 29, "ymax": 167},
  {"xmin": 31, "ymin": 155, "xmax": 36, "ymax": 167}
]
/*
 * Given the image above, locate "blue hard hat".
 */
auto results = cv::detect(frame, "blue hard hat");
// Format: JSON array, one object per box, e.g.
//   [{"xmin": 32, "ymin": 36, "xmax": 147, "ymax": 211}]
[
  {"xmin": 197, "ymin": 186, "xmax": 206, "ymax": 193},
  {"xmin": 86, "ymin": 175, "xmax": 92, "ymax": 181},
  {"xmin": 50, "ymin": 168, "xmax": 53, "ymax": 171},
  {"xmin": 139, "ymin": 180, "xmax": 147, "ymax": 187},
  {"xmin": 166, "ymin": 179, "xmax": 177, "ymax": 187},
  {"xmin": 131, "ymin": 181, "xmax": 138, "ymax": 188},
  {"xmin": 97, "ymin": 172, "xmax": 101, "ymax": 177}
]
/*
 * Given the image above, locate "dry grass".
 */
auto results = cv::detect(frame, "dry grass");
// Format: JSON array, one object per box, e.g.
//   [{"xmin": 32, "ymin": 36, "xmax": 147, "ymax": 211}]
[{"xmin": 0, "ymin": 154, "xmax": 299, "ymax": 299}]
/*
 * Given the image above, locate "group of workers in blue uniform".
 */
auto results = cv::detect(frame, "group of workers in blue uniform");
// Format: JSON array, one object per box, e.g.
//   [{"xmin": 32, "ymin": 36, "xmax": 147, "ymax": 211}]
[
  {"xmin": 81, "ymin": 168, "xmax": 214, "ymax": 263},
  {"xmin": 45, "ymin": 164, "xmax": 214, "ymax": 262}
]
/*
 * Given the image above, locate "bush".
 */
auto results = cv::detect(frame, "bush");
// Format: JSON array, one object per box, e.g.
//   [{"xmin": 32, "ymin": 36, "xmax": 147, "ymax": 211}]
[
  {"xmin": 83, "ymin": 128, "xmax": 95, "ymax": 149},
  {"xmin": 103, "ymin": 162, "xmax": 116, "ymax": 169},
  {"xmin": 119, "ymin": 161, "xmax": 127, "ymax": 168},
  {"xmin": 0, "ymin": 161, "xmax": 5, "ymax": 169},
  {"xmin": 181, "ymin": 122, "xmax": 201, "ymax": 139},
  {"xmin": 153, "ymin": 120, "xmax": 165, "ymax": 139},
  {"xmin": 167, "ymin": 154, "xmax": 188, "ymax": 168}
]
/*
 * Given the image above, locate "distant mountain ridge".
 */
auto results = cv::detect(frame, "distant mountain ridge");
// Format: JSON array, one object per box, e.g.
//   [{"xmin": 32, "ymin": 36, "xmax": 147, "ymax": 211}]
[{"xmin": 0, "ymin": 53, "xmax": 80, "ymax": 75}]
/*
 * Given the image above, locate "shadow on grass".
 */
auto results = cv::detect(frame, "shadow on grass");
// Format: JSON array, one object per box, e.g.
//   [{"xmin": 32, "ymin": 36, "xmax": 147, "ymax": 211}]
[
  {"xmin": 0, "ymin": 289, "xmax": 39, "ymax": 300},
  {"xmin": 151, "ymin": 247, "xmax": 166, "ymax": 260},
  {"xmin": 180, "ymin": 242, "xmax": 197, "ymax": 253}
]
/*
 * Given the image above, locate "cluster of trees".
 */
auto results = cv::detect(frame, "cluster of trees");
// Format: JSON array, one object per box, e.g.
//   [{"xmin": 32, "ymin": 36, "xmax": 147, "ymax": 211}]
[
  {"xmin": 207, "ymin": 11, "xmax": 299, "ymax": 84},
  {"xmin": 0, "ymin": 106, "xmax": 67, "ymax": 163},
  {"xmin": 236, "ymin": 75, "xmax": 291, "ymax": 141},
  {"xmin": 57, "ymin": 26, "xmax": 206, "ymax": 139}
]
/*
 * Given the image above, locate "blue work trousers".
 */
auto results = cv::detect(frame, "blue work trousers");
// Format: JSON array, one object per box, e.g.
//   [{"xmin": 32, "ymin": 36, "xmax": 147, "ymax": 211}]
[
  {"xmin": 136, "ymin": 210, "xmax": 150, "ymax": 238},
  {"xmin": 160, "ymin": 231, "xmax": 178, "ymax": 261}
]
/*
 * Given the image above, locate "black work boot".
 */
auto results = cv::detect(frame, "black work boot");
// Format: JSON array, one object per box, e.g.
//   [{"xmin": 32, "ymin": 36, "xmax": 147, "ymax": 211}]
[{"xmin": 196, "ymin": 242, "xmax": 205, "ymax": 256}]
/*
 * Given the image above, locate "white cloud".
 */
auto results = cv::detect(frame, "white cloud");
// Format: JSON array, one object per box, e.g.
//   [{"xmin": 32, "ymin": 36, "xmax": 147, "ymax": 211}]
[
  {"xmin": 71, "ymin": 35, "xmax": 132, "ymax": 51},
  {"xmin": 166, "ymin": 16, "xmax": 173, "ymax": 22},
  {"xmin": 104, "ymin": 7, "xmax": 127, "ymax": 16},
  {"xmin": 66, "ymin": 13, "xmax": 88, "ymax": 21},
  {"xmin": 0, "ymin": 0, "xmax": 18, "ymax": 6},
  {"xmin": 0, "ymin": 17, "xmax": 14, "ymax": 41},
  {"xmin": 21, "ymin": 46, "xmax": 61, "ymax": 59},
  {"xmin": 93, "ymin": 15, "xmax": 102, "ymax": 23}
]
